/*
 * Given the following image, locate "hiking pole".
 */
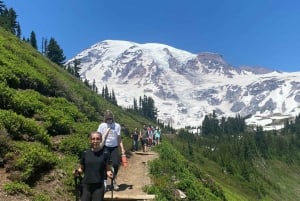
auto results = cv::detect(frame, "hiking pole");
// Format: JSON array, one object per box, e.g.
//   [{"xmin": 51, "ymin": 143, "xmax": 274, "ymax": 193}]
[
  {"xmin": 74, "ymin": 170, "xmax": 79, "ymax": 201},
  {"xmin": 111, "ymin": 165, "xmax": 114, "ymax": 201}
]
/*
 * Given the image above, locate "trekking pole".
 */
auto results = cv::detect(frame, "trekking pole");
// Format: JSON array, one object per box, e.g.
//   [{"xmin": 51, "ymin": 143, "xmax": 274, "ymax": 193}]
[
  {"xmin": 111, "ymin": 165, "xmax": 114, "ymax": 201},
  {"xmin": 74, "ymin": 170, "xmax": 80, "ymax": 201}
]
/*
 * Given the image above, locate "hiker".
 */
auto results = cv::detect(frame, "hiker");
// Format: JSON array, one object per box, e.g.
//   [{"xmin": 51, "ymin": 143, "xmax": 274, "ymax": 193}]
[
  {"xmin": 131, "ymin": 128, "xmax": 140, "ymax": 152},
  {"xmin": 154, "ymin": 127, "xmax": 161, "ymax": 145},
  {"xmin": 97, "ymin": 109, "xmax": 125, "ymax": 191},
  {"xmin": 141, "ymin": 125, "xmax": 149, "ymax": 152},
  {"xmin": 73, "ymin": 131, "xmax": 113, "ymax": 201},
  {"xmin": 147, "ymin": 125, "xmax": 154, "ymax": 149}
]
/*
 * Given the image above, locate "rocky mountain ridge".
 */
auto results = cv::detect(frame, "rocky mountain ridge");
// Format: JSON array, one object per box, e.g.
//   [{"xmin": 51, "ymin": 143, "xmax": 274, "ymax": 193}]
[{"xmin": 66, "ymin": 40, "xmax": 300, "ymax": 130}]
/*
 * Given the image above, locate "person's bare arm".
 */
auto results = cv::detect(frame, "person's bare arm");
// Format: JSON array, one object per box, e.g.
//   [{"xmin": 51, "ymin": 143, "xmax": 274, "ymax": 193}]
[{"xmin": 118, "ymin": 135, "xmax": 125, "ymax": 154}]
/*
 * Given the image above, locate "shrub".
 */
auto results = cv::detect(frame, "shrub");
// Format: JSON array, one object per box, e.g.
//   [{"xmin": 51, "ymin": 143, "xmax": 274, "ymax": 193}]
[
  {"xmin": 0, "ymin": 67, "xmax": 20, "ymax": 88},
  {"xmin": 0, "ymin": 130, "xmax": 12, "ymax": 157},
  {"xmin": 41, "ymin": 97, "xmax": 87, "ymax": 135},
  {"xmin": 0, "ymin": 83, "xmax": 13, "ymax": 109},
  {"xmin": 0, "ymin": 109, "xmax": 50, "ymax": 145},
  {"xmin": 32, "ymin": 193, "xmax": 51, "ymax": 201},
  {"xmin": 11, "ymin": 89, "xmax": 46, "ymax": 117},
  {"xmin": 3, "ymin": 181, "xmax": 33, "ymax": 195},
  {"xmin": 14, "ymin": 142, "xmax": 57, "ymax": 184},
  {"xmin": 59, "ymin": 133, "xmax": 89, "ymax": 156}
]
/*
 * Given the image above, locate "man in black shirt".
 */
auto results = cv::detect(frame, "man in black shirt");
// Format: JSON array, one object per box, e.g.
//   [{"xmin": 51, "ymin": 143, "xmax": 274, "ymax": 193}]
[{"xmin": 131, "ymin": 128, "xmax": 140, "ymax": 152}]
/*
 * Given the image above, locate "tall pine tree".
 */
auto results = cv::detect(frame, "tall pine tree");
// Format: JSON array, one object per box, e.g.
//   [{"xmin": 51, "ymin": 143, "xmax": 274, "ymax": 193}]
[
  {"xmin": 29, "ymin": 31, "xmax": 37, "ymax": 49},
  {"xmin": 46, "ymin": 37, "xmax": 66, "ymax": 66}
]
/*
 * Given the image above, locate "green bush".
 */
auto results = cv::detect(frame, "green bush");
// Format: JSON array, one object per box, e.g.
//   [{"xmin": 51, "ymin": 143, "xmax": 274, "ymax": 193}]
[
  {"xmin": 3, "ymin": 57, "xmax": 49, "ymax": 91},
  {"xmin": 11, "ymin": 89, "xmax": 46, "ymax": 117},
  {"xmin": 32, "ymin": 193, "xmax": 51, "ymax": 201},
  {"xmin": 0, "ymin": 109, "xmax": 51, "ymax": 145},
  {"xmin": 14, "ymin": 142, "xmax": 57, "ymax": 184},
  {"xmin": 0, "ymin": 83, "xmax": 13, "ymax": 109},
  {"xmin": 59, "ymin": 133, "xmax": 89, "ymax": 156},
  {"xmin": 0, "ymin": 66, "xmax": 20, "ymax": 88},
  {"xmin": 0, "ymin": 131, "xmax": 12, "ymax": 157},
  {"xmin": 57, "ymin": 155, "xmax": 81, "ymax": 194},
  {"xmin": 3, "ymin": 181, "xmax": 33, "ymax": 195},
  {"xmin": 42, "ymin": 97, "xmax": 87, "ymax": 135}
]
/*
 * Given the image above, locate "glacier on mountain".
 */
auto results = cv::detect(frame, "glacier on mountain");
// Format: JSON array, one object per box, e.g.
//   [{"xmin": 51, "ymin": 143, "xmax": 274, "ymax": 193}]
[{"xmin": 66, "ymin": 40, "xmax": 300, "ymax": 130}]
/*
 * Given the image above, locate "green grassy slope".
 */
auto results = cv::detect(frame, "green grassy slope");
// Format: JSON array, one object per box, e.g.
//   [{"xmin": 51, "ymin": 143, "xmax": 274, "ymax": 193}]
[
  {"xmin": 0, "ymin": 28, "xmax": 154, "ymax": 200},
  {"xmin": 160, "ymin": 134, "xmax": 300, "ymax": 201}
]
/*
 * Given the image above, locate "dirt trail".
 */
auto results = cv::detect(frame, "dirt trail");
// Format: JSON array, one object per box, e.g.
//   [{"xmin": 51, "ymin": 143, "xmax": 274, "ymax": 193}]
[{"xmin": 104, "ymin": 151, "xmax": 158, "ymax": 201}]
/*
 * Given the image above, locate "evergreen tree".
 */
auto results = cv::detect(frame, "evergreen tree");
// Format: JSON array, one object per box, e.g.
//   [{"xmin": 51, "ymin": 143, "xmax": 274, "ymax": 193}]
[
  {"xmin": 73, "ymin": 58, "xmax": 81, "ymax": 78},
  {"xmin": 104, "ymin": 85, "xmax": 109, "ymax": 99},
  {"xmin": 92, "ymin": 80, "xmax": 97, "ymax": 93},
  {"xmin": 133, "ymin": 97, "xmax": 138, "ymax": 110},
  {"xmin": 293, "ymin": 115, "xmax": 300, "ymax": 140},
  {"xmin": 147, "ymin": 96, "xmax": 157, "ymax": 119},
  {"xmin": 6, "ymin": 8, "xmax": 18, "ymax": 35},
  {"xmin": 111, "ymin": 89, "xmax": 117, "ymax": 105},
  {"xmin": 41, "ymin": 37, "xmax": 48, "ymax": 55},
  {"xmin": 66, "ymin": 63, "xmax": 74, "ymax": 75},
  {"xmin": 83, "ymin": 79, "xmax": 90, "ymax": 88},
  {"xmin": 16, "ymin": 22, "xmax": 21, "ymax": 38},
  {"xmin": 29, "ymin": 31, "xmax": 37, "ymax": 49},
  {"xmin": 201, "ymin": 115, "xmax": 211, "ymax": 136},
  {"xmin": 255, "ymin": 126, "xmax": 268, "ymax": 158},
  {"xmin": 101, "ymin": 86, "xmax": 105, "ymax": 97},
  {"xmin": 139, "ymin": 96, "xmax": 142, "ymax": 109},
  {"xmin": 136, "ymin": 95, "xmax": 158, "ymax": 120},
  {"xmin": 46, "ymin": 37, "xmax": 66, "ymax": 66},
  {"xmin": 0, "ymin": 1, "xmax": 5, "ymax": 15},
  {"xmin": 0, "ymin": 4, "xmax": 7, "ymax": 29}
]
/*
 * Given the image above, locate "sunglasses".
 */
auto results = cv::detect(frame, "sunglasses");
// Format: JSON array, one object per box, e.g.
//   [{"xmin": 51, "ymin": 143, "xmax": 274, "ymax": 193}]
[
  {"xmin": 91, "ymin": 138, "xmax": 101, "ymax": 141},
  {"xmin": 106, "ymin": 118, "xmax": 113, "ymax": 121}
]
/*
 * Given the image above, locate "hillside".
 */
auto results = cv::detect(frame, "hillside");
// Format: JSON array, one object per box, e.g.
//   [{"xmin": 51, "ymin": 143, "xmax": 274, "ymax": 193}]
[{"xmin": 0, "ymin": 28, "xmax": 159, "ymax": 200}]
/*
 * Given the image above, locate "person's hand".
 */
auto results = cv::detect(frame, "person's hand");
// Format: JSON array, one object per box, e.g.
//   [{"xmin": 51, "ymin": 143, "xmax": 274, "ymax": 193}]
[
  {"xmin": 107, "ymin": 170, "xmax": 113, "ymax": 179},
  {"xmin": 73, "ymin": 169, "xmax": 79, "ymax": 176},
  {"xmin": 73, "ymin": 168, "xmax": 82, "ymax": 176}
]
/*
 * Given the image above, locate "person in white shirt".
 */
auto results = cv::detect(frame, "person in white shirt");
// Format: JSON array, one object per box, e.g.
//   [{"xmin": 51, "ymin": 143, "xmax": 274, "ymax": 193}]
[{"xmin": 97, "ymin": 110, "xmax": 125, "ymax": 191}]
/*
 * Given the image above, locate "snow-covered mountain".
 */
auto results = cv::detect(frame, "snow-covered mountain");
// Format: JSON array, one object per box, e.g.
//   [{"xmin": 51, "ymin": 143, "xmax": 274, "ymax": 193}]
[{"xmin": 66, "ymin": 40, "xmax": 300, "ymax": 130}]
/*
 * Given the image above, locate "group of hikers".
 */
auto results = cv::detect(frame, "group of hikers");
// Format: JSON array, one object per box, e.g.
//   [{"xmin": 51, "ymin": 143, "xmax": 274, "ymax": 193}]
[
  {"xmin": 131, "ymin": 124, "xmax": 161, "ymax": 152},
  {"xmin": 73, "ymin": 109, "xmax": 125, "ymax": 201},
  {"xmin": 73, "ymin": 109, "xmax": 161, "ymax": 201}
]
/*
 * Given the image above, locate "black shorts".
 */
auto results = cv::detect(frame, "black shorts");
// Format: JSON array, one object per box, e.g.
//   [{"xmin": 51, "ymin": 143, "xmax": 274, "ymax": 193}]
[{"xmin": 141, "ymin": 138, "xmax": 148, "ymax": 146}]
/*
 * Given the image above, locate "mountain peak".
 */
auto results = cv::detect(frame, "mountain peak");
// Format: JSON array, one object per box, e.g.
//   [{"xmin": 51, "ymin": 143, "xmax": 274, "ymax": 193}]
[{"xmin": 67, "ymin": 40, "xmax": 300, "ymax": 130}]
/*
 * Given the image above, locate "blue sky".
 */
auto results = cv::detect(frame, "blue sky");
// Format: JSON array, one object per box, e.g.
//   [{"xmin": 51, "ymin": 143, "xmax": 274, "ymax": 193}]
[{"xmin": 5, "ymin": 0, "xmax": 300, "ymax": 72}]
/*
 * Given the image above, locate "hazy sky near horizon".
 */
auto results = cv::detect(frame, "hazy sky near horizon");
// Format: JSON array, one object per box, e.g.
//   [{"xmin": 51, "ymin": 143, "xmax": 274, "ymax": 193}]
[{"xmin": 6, "ymin": 0, "xmax": 300, "ymax": 72}]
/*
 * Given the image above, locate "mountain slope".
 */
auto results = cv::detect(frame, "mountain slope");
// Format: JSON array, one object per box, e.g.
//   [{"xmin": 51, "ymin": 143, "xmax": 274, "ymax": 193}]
[
  {"xmin": 67, "ymin": 40, "xmax": 300, "ymax": 129},
  {"xmin": 0, "ymin": 28, "xmax": 157, "ymax": 200}
]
